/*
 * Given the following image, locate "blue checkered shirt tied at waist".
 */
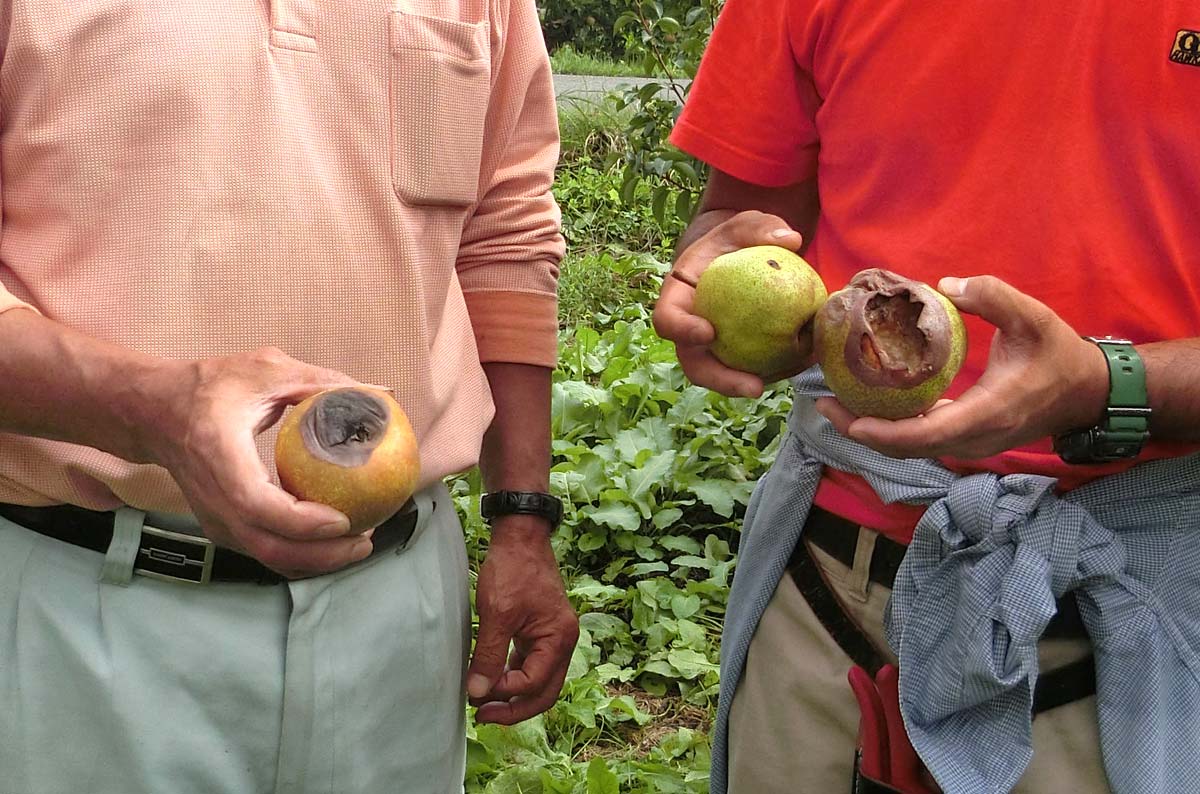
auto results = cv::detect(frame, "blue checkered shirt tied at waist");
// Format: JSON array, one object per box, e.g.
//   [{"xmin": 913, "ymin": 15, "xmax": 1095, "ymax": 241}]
[{"xmin": 710, "ymin": 368, "xmax": 1200, "ymax": 794}]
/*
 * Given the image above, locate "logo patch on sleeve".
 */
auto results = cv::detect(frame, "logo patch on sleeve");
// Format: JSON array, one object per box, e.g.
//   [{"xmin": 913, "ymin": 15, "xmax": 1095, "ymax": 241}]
[{"xmin": 1171, "ymin": 29, "xmax": 1200, "ymax": 66}]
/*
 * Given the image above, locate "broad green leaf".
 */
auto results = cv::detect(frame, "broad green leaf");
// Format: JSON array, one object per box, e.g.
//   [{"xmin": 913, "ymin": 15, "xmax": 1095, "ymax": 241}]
[
  {"xmin": 670, "ymin": 593, "xmax": 702, "ymax": 619},
  {"xmin": 658, "ymin": 534, "xmax": 700, "ymax": 554},
  {"xmin": 585, "ymin": 503, "xmax": 641, "ymax": 532},
  {"xmin": 627, "ymin": 561, "xmax": 669, "ymax": 577},
  {"xmin": 670, "ymin": 555, "xmax": 713, "ymax": 571},
  {"xmin": 667, "ymin": 648, "xmax": 719, "ymax": 679},
  {"xmin": 673, "ymin": 618, "xmax": 708, "ymax": 649},
  {"xmin": 627, "ymin": 450, "xmax": 675, "ymax": 501},
  {"xmin": 579, "ymin": 612, "xmax": 629, "ymax": 638},
  {"xmin": 665, "ymin": 386, "xmax": 709, "ymax": 425},
  {"xmin": 687, "ymin": 479, "xmax": 738, "ymax": 517},
  {"xmin": 569, "ymin": 577, "xmax": 625, "ymax": 603},
  {"xmin": 704, "ymin": 534, "xmax": 732, "ymax": 561},
  {"xmin": 642, "ymin": 659, "xmax": 676, "ymax": 678},
  {"xmin": 577, "ymin": 530, "xmax": 608, "ymax": 552},
  {"xmin": 586, "ymin": 758, "xmax": 620, "ymax": 794},
  {"xmin": 652, "ymin": 508, "xmax": 684, "ymax": 530},
  {"xmin": 486, "ymin": 765, "xmax": 547, "ymax": 794}
]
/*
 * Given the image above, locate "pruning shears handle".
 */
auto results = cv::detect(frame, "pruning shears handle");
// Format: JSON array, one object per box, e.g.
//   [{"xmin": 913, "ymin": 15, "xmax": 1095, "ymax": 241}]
[{"xmin": 847, "ymin": 664, "xmax": 939, "ymax": 794}]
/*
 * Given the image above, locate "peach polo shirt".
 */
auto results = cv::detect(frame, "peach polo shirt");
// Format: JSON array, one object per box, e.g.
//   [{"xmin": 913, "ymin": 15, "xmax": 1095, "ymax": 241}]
[{"xmin": 0, "ymin": 0, "xmax": 564, "ymax": 513}]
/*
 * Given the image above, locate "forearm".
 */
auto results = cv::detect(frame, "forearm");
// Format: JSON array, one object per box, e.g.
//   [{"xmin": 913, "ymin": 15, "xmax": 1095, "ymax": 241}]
[
  {"xmin": 1139, "ymin": 338, "xmax": 1200, "ymax": 441},
  {"xmin": 0, "ymin": 308, "xmax": 178, "ymax": 462},
  {"xmin": 479, "ymin": 361, "xmax": 553, "ymax": 539}
]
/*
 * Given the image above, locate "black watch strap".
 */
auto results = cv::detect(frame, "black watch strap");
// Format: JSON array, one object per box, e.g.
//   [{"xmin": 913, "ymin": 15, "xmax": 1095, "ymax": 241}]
[
  {"xmin": 480, "ymin": 491, "xmax": 563, "ymax": 529},
  {"xmin": 1053, "ymin": 337, "xmax": 1151, "ymax": 464}
]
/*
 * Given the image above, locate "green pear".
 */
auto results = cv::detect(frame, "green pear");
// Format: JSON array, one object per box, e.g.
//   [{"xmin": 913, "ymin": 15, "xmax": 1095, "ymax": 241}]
[
  {"xmin": 692, "ymin": 246, "xmax": 828, "ymax": 382},
  {"xmin": 814, "ymin": 268, "xmax": 967, "ymax": 419}
]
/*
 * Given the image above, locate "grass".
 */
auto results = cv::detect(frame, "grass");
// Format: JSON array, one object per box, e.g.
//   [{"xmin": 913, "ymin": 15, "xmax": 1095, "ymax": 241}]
[
  {"xmin": 558, "ymin": 96, "xmax": 633, "ymax": 162},
  {"xmin": 550, "ymin": 45, "xmax": 661, "ymax": 77}
]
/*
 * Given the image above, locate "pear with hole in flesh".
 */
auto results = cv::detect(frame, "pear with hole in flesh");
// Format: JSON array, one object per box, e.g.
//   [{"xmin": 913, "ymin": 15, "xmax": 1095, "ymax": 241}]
[
  {"xmin": 275, "ymin": 387, "xmax": 420, "ymax": 533},
  {"xmin": 692, "ymin": 245, "xmax": 828, "ymax": 382},
  {"xmin": 814, "ymin": 268, "xmax": 967, "ymax": 420}
]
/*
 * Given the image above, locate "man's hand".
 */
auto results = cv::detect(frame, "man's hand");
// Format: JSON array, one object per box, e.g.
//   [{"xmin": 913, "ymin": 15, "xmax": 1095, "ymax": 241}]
[
  {"xmin": 467, "ymin": 515, "xmax": 578, "ymax": 725},
  {"xmin": 816, "ymin": 276, "xmax": 1110, "ymax": 460},
  {"xmin": 138, "ymin": 347, "xmax": 377, "ymax": 577},
  {"xmin": 652, "ymin": 210, "xmax": 806, "ymax": 398}
]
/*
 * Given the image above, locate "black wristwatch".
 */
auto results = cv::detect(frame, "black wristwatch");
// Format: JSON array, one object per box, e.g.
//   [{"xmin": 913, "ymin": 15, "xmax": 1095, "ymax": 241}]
[
  {"xmin": 1052, "ymin": 337, "xmax": 1151, "ymax": 464},
  {"xmin": 480, "ymin": 491, "xmax": 564, "ymax": 530}
]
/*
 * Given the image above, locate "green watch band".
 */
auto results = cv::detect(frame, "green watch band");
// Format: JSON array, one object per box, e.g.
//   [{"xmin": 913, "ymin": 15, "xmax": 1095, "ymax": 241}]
[{"xmin": 1053, "ymin": 337, "xmax": 1151, "ymax": 464}]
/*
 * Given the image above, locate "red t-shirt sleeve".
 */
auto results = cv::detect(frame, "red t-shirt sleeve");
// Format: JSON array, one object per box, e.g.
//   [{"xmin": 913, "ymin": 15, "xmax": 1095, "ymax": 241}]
[{"xmin": 669, "ymin": 0, "xmax": 823, "ymax": 187}]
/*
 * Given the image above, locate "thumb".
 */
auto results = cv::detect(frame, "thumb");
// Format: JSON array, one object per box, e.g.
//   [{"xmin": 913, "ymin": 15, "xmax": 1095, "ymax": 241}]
[
  {"xmin": 938, "ymin": 274, "xmax": 1051, "ymax": 339},
  {"xmin": 717, "ymin": 210, "xmax": 803, "ymax": 253},
  {"xmin": 467, "ymin": 619, "xmax": 513, "ymax": 700}
]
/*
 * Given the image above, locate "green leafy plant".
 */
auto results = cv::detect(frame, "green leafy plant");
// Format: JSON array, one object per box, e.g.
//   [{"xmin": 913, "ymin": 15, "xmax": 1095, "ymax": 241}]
[
  {"xmin": 454, "ymin": 295, "xmax": 792, "ymax": 792},
  {"xmin": 452, "ymin": 18, "xmax": 768, "ymax": 787},
  {"xmin": 609, "ymin": 0, "xmax": 723, "ymax": 230},
  {"xmin": 539, "ymin": 0, "xmax": 635, "ymax": 60}
]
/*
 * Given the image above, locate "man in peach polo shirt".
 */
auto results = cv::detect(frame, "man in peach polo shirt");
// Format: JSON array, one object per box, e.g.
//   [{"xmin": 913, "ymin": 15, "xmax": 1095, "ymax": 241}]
[{"xmin": 0, "ymin": 1, "xmax": 577, "ymax": 792}]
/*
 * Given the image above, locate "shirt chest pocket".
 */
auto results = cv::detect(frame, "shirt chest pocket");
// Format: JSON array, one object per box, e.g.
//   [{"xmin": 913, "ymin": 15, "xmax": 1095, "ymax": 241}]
[{"xmin": 389, "ymin": 12, "xmax": 491, "ymax": 206}]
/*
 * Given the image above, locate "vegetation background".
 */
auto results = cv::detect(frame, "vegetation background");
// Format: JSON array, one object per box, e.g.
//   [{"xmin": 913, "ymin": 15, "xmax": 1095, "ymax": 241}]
[{"xmin": 453, "ymin": 3, "xmax": 799, "ymax": 791}]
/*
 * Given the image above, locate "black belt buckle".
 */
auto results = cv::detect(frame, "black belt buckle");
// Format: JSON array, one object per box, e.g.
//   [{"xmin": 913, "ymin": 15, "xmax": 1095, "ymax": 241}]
[{"xmin": 135, "ymin": 524, "xmax": 216, "ymax": 585}]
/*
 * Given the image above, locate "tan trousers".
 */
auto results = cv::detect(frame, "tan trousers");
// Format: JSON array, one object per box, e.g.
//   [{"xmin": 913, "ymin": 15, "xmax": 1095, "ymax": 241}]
[{"xmin": 727, "ymin": 530, "xmax": 1112, "ymax": 794}]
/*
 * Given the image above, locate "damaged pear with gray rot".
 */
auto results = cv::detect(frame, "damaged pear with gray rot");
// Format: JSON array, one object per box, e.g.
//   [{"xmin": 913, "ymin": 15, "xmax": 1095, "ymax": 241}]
[{"xmin": 814, "ymin": 269, "xmax": 967, "ymax": 420}]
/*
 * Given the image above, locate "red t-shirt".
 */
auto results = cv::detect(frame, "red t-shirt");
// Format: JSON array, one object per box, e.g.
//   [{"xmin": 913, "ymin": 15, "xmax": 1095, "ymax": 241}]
[{"xmin": 671, "ymin": 0, "xmax": 1200, "ymax": 543}]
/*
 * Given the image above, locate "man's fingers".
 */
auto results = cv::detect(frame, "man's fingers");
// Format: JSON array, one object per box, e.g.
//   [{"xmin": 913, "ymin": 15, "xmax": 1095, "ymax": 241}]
[
  {"xmin": 473, "ymin": 640, "xmax": 569, "ymax": 725},
  {"xmin": 669, "ymin": 212, "xmax": 803, "ymax": 285},
  {"xmin": 652, "ymin": 276, "xmax": 715, "ymax": 347},
  {"xmin": 237, "ymin": 529, "xmax": 374, "ymax": 576},
  {"xmin": 213, "ymin": 435, "xmax": 352, "ymax": 539},
  {"xmin": 478, "ymin": 643, "xmax": 560, "ymax": 702},
  {"xmin": 814, "ymin": 396, "xmax": 858, "ymax": 434},
  {"xmin": 939, "ymin": 275, "xmax": 1051, "ymax": 340},
  {"xmin": 473, "ymin": 689, "xmax": 561, "ymax": 726},
  {"xmin": 466, "ymin": 621, "xmax": 513, "ymax": 701},
  {"xmin": 241, "ymin": 346, "xmax": 360, "ymax": 404},
  {"xmin": 846, "ymin": 385, "xmax": 1008, "ymax": 458},
  {"xmin": 180, "ymin": 418, "xmax": 352, "ymax": 547},
  {"xmin": 676, "ymin": 344, "xmax": 765, "ymax": 398},
  {"xmin": 712, "ymin": 210, "xmax": 803, "ymax": 253}
]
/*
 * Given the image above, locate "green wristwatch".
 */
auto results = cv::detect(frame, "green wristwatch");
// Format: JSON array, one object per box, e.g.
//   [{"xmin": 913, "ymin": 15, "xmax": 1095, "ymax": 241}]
[{"xmin": 1053, "ymin": 337, "xmax": 1151, "ymax": 464}]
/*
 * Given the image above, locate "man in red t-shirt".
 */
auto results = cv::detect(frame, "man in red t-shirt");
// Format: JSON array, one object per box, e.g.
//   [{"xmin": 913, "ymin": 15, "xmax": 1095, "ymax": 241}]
[{"xmin": 654, "ymin": 1, "xmax": 1200, "ymax": 792}]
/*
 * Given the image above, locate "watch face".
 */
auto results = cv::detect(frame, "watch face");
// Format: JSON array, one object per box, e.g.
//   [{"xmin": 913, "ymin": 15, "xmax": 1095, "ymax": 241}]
[{"xmin": 1054, "ymin": 427, "xmax": 1146, "ymax": 464}]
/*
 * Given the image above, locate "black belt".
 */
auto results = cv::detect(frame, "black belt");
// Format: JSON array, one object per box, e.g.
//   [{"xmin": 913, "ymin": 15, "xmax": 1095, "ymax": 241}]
[
  {"xmin": 793, "ymin": 505, "xmax": 1096, "ymax": 715},
  {"xmin": 0, "ymin": 500, "xmax": 421, "ymax": 585}
]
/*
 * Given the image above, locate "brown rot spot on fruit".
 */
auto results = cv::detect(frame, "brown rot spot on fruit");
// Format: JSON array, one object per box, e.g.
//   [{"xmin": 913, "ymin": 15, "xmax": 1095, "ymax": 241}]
[
  {"xmin": 839, "ymin": 270, "xmax": 955, "ymax": 389},
  {"xmin": 300, "ymin": 389, "xmax": 389, "ymax": 467},
  {"xmin": 767, "ymin": 259, "xmax": 781, "ymax": 269},
  {"xmin": 859, "ymin": 293, "xmax": 928, "ymax": 375}
]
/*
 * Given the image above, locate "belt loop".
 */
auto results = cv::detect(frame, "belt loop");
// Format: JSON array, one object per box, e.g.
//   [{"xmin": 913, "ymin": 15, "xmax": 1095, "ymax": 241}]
[
  {"xmin": 100, "ymin": 507, "xmax": 145, "ymax": 586},
  {"xmin": 845, "ymin": 526, "xmax": 877, "ymax": 604},
  {"xmin": 398, "ymin": 488, "xmax": 436, "ymax": 554}
]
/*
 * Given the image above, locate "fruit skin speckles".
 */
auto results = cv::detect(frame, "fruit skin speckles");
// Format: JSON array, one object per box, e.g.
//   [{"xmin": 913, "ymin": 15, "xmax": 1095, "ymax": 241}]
[
  {"xmin": 814, "ymin": 269, "xmax": 967, "ymax": 420},
  {"xmin": 692, "ymin": 245, "xmax": 828, "ymax": 382}
]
